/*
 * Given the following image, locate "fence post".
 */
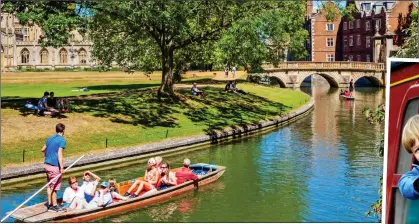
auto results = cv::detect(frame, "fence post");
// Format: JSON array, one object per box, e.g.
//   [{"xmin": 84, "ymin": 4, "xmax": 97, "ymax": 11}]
[
  {"xmin": 23, "ymin": 150, "xmax": 25, "ymax": 163},
  {"xmin": 166, "ymin": 129, "xmax": 169, "ymax": 138},
  {"xmin": 106, "ymin": 138, "xmax": 108, "ymax": 149}
]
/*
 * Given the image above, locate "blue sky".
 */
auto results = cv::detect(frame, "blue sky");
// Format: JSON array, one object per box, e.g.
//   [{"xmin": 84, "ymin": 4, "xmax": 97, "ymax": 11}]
[{"xmin": 313, "ymin": 1, "xmax": 347, "ymax": 9}]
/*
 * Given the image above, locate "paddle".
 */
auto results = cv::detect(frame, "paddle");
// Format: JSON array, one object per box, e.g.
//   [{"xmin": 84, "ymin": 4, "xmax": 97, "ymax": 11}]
[{"xmin": 1, "ymin": 155, "xmax": 85, "ymax": 223}]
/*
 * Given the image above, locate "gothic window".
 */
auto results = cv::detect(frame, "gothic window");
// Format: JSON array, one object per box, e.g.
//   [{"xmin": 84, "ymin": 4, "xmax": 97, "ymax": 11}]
[
  {"xmin": 21, "ymin": 48, "xmax": 30, "ymax": 64},
  {"xmin": 40, "ymin": 48, "xmax": 49, "ymax": 64},
  {"xmin": 59, "ymin": 48, "xmax": 68, "ymax": 64}
]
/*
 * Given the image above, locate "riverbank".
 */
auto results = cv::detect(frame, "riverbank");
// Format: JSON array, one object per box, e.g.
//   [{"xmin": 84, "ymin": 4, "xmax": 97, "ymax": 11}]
[{"xmin": 1, "ymin": 96, "xmax": 313, "ymax": 184}]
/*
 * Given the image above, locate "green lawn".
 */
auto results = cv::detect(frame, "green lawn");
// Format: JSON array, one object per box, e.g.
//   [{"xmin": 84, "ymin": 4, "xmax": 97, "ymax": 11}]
[{"xmin": 1, "ymin": 83, "xmax": 310, "ymax": 168}]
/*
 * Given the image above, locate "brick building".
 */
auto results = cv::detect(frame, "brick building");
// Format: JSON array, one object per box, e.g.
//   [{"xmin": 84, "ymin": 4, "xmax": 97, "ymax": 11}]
[{"xmin": 306, "ymin": 0, "xmax": 417, "ymax": 62}]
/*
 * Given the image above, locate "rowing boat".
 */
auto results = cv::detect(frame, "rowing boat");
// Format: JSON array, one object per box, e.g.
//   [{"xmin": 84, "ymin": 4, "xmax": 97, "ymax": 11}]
[
  {"xmin": 340, "ymin": 95, "xmax": 355, "ymax": 100},
  {"xmin": 8, "ymin": 163, "xmax": 226, "ymax": 223}
]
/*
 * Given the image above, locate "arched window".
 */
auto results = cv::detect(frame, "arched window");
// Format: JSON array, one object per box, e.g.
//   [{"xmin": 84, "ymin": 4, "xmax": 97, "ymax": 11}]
[
  {"xmin": 78, "ymin": 48, "xmax": 87, "ymax": 64},
  {"xmin": 40, "ymin": 48, "xmax": 49, "ymax": 64},
  {"xmin": 59, "ymin": 48, "xmax": 68, "ymax": 64},
  {"xmin": 21, "ymin": 48, "xmax": 30, "ymax": 64}
]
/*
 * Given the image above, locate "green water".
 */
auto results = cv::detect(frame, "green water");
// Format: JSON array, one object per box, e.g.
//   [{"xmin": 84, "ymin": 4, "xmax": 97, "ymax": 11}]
[{"xmin": 0, "ymin": 87, "xmax": 384, "ymax": 222}]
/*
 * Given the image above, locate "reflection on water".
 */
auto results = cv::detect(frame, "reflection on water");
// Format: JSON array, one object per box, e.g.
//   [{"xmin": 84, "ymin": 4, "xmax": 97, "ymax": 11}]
[{"xmin": 0, "ymin": 87, "xmax": 383, "ymax": 222}]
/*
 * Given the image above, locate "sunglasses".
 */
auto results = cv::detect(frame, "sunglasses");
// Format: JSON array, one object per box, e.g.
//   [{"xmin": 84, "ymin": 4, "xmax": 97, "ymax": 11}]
[
  {"xmin": 71, "ymin": 181, "xmax": 78, "ymax": 185},
  {"xmin": 161, "ymin": 166, "xmax": 168, "ymax": 169}
]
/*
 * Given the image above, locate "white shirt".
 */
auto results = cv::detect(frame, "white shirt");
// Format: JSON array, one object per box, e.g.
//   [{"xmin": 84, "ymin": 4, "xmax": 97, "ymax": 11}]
[
  {"xmin": 89, "ymin": 190, "xmax": 113, "ymax": 206},
  {"xmin": 63, "ymin": 186, "xmax": 85, "ymax": 203},
  {"xmin": 80, "ymin": 181, "xmax": 95, "ymax": 195}
]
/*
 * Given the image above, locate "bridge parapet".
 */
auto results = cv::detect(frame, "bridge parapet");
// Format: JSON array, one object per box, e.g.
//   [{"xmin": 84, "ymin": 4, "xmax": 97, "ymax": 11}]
[{"xmin": 262, "ymin": 62, "xmax": 385, "ymax": 72}]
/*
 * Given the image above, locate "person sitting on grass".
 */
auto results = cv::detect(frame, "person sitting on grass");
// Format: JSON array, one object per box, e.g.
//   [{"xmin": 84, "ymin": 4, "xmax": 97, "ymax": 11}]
[
  {"xmin": 175, "ymin": 159, "xmax": 198, "ymax": 185},
  {"xmin": 191, "ymin": 83, "xmax": 205, "ymax": 97},
  {"xmin": 63, "ymin": 176, "xmax": 88, "ymax": 209},
  {"xmin": 231, "ymin": 81, "xmax": 246, "ymax": 95},
  {"xmin": 37, "ymin": 91, "xmax": 58, "ymax": 116},
  {"xmin": 124, "ymin": 158, "xmax": 160, "ymax": 198},
  {"xmin": 47, "ymin": 92, "xmax": 57, "ymax": 108},
  {"xmin": 159, "ymin": 162, "xmax": 177, "ymax": 190},
  {"xmin": 80, "ymin": 171, "xmax": 101, "ymax": 203},
  {"xmin": 398, "ymin": 115, "xmax": 419, "ymax": 200},
  {"xmin": 85, "ymin": 182, "xmax": 113, "ymax": 209},
  {"xmin": 108, "ymin": 178, "xmax": 129, "ymax": 201},
  {"xmin": 225, "ymin": 81, "xmax": 232, "ymax": 92}
]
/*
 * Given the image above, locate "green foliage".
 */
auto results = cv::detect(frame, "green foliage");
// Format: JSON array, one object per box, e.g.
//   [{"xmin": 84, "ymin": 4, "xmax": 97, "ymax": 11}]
[
  {"xmin": 319, "ymin": 1, "xmax": 356, "ymax": 22},
  {"xmin": 396, "ymin": 11, "xmax": 418, "ymax": 58}
]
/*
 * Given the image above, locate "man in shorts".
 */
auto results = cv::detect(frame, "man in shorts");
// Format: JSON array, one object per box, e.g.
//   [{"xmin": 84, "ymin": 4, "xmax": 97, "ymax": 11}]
[{"xmin": 42, "ymin": 123, "xmax": 67, "ymax": 212}]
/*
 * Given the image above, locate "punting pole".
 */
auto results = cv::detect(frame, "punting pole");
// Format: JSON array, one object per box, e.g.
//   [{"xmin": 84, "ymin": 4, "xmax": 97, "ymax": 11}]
[{"xmin": 1, "ymin": 155, "xmax": 85, "ymax": 223}]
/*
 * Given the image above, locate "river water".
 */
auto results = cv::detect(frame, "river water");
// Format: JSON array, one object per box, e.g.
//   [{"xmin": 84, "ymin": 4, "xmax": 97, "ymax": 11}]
[{"xmin": 0, "ymin": 87, "xmax": 384, "ymax": 222}]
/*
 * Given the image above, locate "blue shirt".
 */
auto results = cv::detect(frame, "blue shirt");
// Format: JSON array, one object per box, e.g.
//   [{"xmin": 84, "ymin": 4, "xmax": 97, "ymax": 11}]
[
  {"xmin": 399, "ymin": 164, "xmax": 419, "ymax": 200},
  {"xmin": 38, "ymin": 97, "xmax": 48, "ymax": 111},
  {"xmin": 44, "ymin": 134, "xmax": 66, "ymax": 167}
]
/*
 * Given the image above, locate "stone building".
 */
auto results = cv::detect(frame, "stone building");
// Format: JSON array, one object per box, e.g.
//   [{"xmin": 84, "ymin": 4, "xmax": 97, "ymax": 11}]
[
  {"xmin": 306, "ymin": 0, "xmax": 417, "ymax": 62},
  {"xmin": 1, "ymin": 12, "xmax": 96, "ymax": 72}
]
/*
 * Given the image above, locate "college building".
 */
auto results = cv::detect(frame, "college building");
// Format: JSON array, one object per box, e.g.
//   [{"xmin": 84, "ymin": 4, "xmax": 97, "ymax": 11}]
[
  {"xmin": 305, "ymin": 0, "xmax": 417, "ymax": 63},
  {"xmin": 1, "ymin": 12, "xmax": 96, "ymax": 72}
]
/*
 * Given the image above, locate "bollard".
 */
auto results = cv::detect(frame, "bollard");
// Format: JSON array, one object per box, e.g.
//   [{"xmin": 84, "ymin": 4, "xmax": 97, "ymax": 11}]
[
  {"xmin": 166, "ymin": 129, "xmax": 169, "ymax": 138},
  {"xmin": 106, "ymin": 138, "xmax": 108, "ymax": 149},
  {"xmin": 23, "ymin": 149, "xmax": 25, "ymax": 163}
]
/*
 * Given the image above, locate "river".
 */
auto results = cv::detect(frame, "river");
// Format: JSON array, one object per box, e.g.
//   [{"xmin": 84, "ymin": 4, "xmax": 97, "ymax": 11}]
[{"xmin": 0, "ymin": 87, "xmax": 384, "ymax": 222}]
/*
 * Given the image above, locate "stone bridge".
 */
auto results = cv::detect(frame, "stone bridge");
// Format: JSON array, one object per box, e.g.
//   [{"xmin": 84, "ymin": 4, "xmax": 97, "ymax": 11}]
[{"xmin": 257, "ymin": 62, "xmax": 386, "ymax": 88}]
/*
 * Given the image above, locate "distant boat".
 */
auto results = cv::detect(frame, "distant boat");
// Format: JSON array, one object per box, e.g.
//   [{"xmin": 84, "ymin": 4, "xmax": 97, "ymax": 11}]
[
  {"xmin": 8, "ymin": 163, "xmax": 226, "ymax": 223},
  {"xmin": 340, "ymin": 95, "xmax": 355, "ymax": 100}
]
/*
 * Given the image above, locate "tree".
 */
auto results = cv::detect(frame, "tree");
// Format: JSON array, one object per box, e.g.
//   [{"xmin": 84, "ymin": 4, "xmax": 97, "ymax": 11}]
[
  {"xmin": 2, "ymin": 0, "xmax": 307, "ymax": 96},
  {"xmin": 396, "ymin": 11, "xmax": 418, "ymax": 58},
  {"xmin": 318, "ymin": 1, "xmax": 357, "ymax": 22}
]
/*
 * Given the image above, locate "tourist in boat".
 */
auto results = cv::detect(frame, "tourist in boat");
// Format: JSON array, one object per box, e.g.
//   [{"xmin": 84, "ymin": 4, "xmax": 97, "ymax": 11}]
[
  {"xmin": 155, "ymin": 156, "xmax": 163, "ymax": 173},
  {"xmin": 175, "ymin": 159, "xmax": 198, "ymax": 185},
  {"xmin": 344, "ymin": 90, "xmax": 351, "ymax": 97},
  {"xmin": 160, "ymin": 162, "xmax": 177, "ymax": 189},
  {"xmin": 340, "ymin": 89, "xmax": 344, "ymax": 95},
  {"xmin": 124, "ymin": 158, "xmax": 161, "ymax": 198},
  {"xmin": 108, "ymin": 178, "xmax": 129, "ymax": 201},
  {"xmin": 85, "ymin": 182, "xmax": 113, "ymax": 209},
  {"xmin": 63, "ymin": 176, "xmax": 88, "ymax": 209},
  {"xmin": 41, "ymin": 123, "xmax": 67, "ymax": 212},
  {"xmin": 398, "ymin": 115, "xmax": 419, "ymax": 200},
  {"xmin": 80, "ymin": 171, "xmax": 101, "ymax": 203}
]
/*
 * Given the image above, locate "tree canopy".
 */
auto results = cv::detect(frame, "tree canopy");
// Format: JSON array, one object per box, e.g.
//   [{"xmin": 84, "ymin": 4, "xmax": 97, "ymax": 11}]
[{"xmin": 2, "ymin": 0, "xmax": 308, "ymax": 96}]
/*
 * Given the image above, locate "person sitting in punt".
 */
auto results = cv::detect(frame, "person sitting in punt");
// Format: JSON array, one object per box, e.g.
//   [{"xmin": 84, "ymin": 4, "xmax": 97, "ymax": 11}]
[
  {"xmin": 63, "ymin": 176, "xmax": 88, "ymax": 209},
  {"xmin": 80, "ymin": 171, "xmax": 101, "ymax": 203},
  {"xmin": 159, "ymin": 162, "xmax": 177, "ymax": 189},
  {"xmin": 108, "ymin": 178, "xmax": 129, "ymax": 201},
  {"xmin": 191, "ymin": 83, "xmax": 205, "ymax": 97},
  {"xmin": 340, "ymin": 90, "xmax": 344, "ymax": 95},
  {"xmin": 155, "ymin": 156, "xmax": 163, "ymax": 173},
  {"xmin": 124, "ymin": 158, "xmax": 161, "ymax": 198},
  {"xmin": 344, "ymin": 90, "xmax": 351, "ymax": 97},
  {"xmin": 85, "ymin": 182, "xmax": 113, "ymax": 209},
  {"xmin": 175, "ymin": 159, "xmax": 198, "ymax": 185}
]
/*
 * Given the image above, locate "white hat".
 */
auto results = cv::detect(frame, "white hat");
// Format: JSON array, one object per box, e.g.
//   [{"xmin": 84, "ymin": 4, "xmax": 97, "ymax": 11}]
[
  {"xmin": 183, "ymin": 158, "xmax": 191, "ymax": 166},
  {"xmin": 148, "ymin": 158, "xmax": 156, "ymax": 165}
]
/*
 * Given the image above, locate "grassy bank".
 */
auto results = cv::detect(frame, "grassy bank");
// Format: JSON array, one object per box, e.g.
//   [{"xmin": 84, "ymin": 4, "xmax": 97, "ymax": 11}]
[{"xmin": 1, "ymin": 83, "xmax": 309, "ymax": 168}]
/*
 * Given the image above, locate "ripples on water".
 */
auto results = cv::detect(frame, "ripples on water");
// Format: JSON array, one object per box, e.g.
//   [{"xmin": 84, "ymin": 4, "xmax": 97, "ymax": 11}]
[{"xmin": 0, "ymin": 87, "xmax": 383, "ymax": 222}]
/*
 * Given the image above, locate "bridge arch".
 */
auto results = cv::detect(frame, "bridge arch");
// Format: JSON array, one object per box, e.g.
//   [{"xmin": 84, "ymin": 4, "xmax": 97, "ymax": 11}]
[
  {"xmin": 269, "ymin": 76, "xmax": 286, "ymax": 88},
  {"xmin": 299, "ymin": 73, "xmax": 340, "ymax": 88},
  {"xmin": 354, "ymin": 75, "xmax": 381, "ymax": 87}
]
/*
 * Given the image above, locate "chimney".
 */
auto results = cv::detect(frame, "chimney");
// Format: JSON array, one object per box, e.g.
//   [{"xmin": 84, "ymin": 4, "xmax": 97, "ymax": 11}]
[{"xmin": 306, "ymin": 0, "xmax": 313, "ymax": 19}]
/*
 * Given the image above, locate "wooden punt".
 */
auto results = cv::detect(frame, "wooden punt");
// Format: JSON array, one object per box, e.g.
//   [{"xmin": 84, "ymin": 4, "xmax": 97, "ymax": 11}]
[
  {"xmin": 8, "ymin": 163, "xmax": 226, "ymax": 223},
  {"xmin": 339, "ymin": 95, "xmax": 355, "ymax": 100}
]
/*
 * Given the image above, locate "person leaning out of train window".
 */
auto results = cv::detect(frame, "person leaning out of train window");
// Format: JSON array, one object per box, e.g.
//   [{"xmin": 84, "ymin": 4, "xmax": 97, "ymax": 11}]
[
  {"xmin": 80, "ymin": 171, "xmax": 101, "ymax": 203},
  {"xmin": 399, "ymin": 114, "xmax": 419, "ymax": 200},
  {"xmin": 85, "ymin": 182, "xmax": 113, "ymax": 209},
  {"xmin": 175, "ymin": 159, "xmax": 198, "ymax": 185},
  {"xmin": 160, "ymin": 162, "xmax": 178, "ymax": 188},
  {"xmin": 63, "ymin": 176, "xmax": 88, "ymax": 209}
]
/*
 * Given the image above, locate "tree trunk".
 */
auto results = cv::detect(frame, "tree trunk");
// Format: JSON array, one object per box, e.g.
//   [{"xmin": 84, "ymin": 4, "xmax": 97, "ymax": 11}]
[{"xmin": 158, "ymin": 47, "xmax": 175, "ymax": 98}]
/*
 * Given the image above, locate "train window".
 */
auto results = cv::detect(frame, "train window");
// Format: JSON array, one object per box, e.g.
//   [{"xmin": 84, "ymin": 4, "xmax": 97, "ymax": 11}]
[{"xmin": 394, "ymin": 98, "xmax": 419, "ymax": 224}]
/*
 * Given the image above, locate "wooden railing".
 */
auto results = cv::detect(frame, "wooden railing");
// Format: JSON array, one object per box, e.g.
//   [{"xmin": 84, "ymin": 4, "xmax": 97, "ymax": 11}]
[{"xmin": 262, "ymin": 62, "xmax": 385, "ymax": 71}]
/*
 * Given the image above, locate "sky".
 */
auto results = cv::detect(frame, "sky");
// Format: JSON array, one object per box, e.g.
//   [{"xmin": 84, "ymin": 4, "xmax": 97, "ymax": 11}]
[{"xmin": 313, "ymin": 0, "xmax": 347, "ymax": 9}]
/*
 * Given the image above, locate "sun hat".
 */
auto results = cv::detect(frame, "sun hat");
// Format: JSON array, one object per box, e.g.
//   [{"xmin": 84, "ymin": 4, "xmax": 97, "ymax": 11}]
[
  {"xmin": 100, "ymin": 182, "xmax": 110, "ymax": 188},
  {"xmin": 148, "ymin": 158, "xmax": 156, "ymax": 165},
  {"xmin": 183, "ymin": 158, "xmax": 191, "ymax": 166}
]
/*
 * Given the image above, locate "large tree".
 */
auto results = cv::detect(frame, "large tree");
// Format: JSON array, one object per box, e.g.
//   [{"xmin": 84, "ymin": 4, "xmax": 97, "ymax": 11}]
[
  {"xmin": 2, "ymin": 0, "xmax": 307, "ymax": 96},
  {"xmin": 396, "ymin": 11, "xmax": 418, "ymax": 58}
]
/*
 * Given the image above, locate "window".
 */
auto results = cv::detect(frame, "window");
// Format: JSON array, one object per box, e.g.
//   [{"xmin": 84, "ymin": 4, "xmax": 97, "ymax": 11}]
[
  {"xmin": 59, "ymin": 48, "xmax": 68, "ymax": 64},
  {"xmin": 357, "ymin": 55, "xmax": 361, "ymax": 61},
  {"xmin": 348, "ymin": 55, "xmax": 353, "ymax": 61},
  {"xmin": 326, "ymin": 23, "xmax": 334, "ymax": 31},
  {"xmin": 356, "ymin": 19, "xmax": 360, "ymax": 28},
  {"xmin": 362, "ymin": 3, "xmax": 371, "ymax": 11},
  {"xmin": 349, "ymin": 36, "xmax": 353, "ymax": 46},
  {"xmin": 326, "ymin": 54, "xmax": 335, "ymax": 62},
  {"xmin": 40, "ymin": 48, "xmax": 49, "ymax": 64},
  {"xmin": 20, "ymin": 48, "xmax": 30, "ymax": 64},
  {"xmin": 23, "ymin": 28, "xmax": 29, "ymax": 41},
  {"xmin": 78, "ymin": 48, "xmax": 87, "ymax": 64},
  {"xmin": 366, "ymin": 36, "xmax": 371, "ymax": 48},
  {"xmin": 366, "ymin": 21, "xmax": 371, "ymax": 31},
  {"xmin": 366, "ymin": 55, "xmax": 370, "ymax": 62},
  {"xmin": 326, "ymin": 38, "xmax": 334, "ymax": 47},
  {"xmin": 349, "ymin": 21, "xmax": 353, "ymax": 29},
  {"xmin": 357, "ymin": 35, "xmax": 361, "ymax": 46},
  {"xmin": 375, "ymin": 19, "xmax": 381, "ymax": 29},
  {"xmin": 343, "ymin": 22, "xmax": 347, "ymax": 30},
  {"xmin": 15, "ymin": 28, "xmax": 23, "ymax": 42},
  {"xmin": 344, "ymin": 36, "xmax": 348, "ymax": 47}
]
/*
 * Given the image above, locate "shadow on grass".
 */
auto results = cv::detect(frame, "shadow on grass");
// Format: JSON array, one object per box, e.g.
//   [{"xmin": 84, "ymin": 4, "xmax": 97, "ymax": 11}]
[{"xmin": 74, "ymin": 83, "xmax": 160, "ymax": 92}]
